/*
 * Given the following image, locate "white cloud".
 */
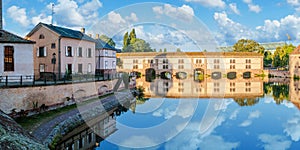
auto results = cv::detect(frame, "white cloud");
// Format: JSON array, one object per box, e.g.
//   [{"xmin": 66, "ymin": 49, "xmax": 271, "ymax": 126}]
[
  {"xmin": 239, "ymin": 120, "xmax": 252, "ymax": 127},
  {"xmin": 7, "ymin": 6, "xmax": 30, "ymax": 27},
  {"xmin": 214, "ymin": 11, "xmax": 300, "ymax": 45},
  {"xmin": 239, "ymin": 110, "xmax": 261, "ymax": 127},
  {"xmin": 229, "ymin": 108, "xmax": 240, "ymax": 120},
  {"xmin": 258, "ymin": 134, "xmax": 292, "ymax": 150},
  {"xmin": 284, "ymin": 113, "xmax": 300, "ymax": 141},
  {"xmin": 125, "ymin": 13, "xmax": 139, "ymax": 22},
  {"xmin": 287, "ymin": 0, "xmax": 300, "ymax": 6},
  {"xmin": 185, "ymin": 0, "xmax": 226, "ymax": 8},
  {"xmin": 243, "ymin": 0, "xmax": 262, "ymax": 13},
  {"xmin": 152, "ymin": 4, "xmax": 195, "ymax": 22},
  {"xmin": 31, "ymin": 14, "xmax": 52, "ymax": 25},
  {"xmin": 248, "ymin": 4, "xmax": 262, "ymax": 13},
  {"xmin": 248, "ymin": 110, "xmax": 261, "ymax": 119},
  {"xmin": 229, "ymin": 3, "xmax": 240, "ymax": 15}
]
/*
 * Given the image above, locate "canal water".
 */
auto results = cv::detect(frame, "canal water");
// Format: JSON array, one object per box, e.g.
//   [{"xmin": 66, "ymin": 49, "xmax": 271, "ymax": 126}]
[{"xmin": 58, "ymin": 78, "xmax": 300, "ymax": 150}]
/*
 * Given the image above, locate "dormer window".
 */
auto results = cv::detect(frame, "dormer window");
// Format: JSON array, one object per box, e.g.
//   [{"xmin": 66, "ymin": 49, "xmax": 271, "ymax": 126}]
[{"xmin": 39, "ymin": 34, "xmax": 45, "ymax": 39}]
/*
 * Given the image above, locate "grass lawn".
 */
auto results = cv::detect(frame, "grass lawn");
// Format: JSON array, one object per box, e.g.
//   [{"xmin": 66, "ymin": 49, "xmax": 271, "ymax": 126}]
[{"xmin": 15, "ymin": 93, "xmax": 114, "ymax": 132}]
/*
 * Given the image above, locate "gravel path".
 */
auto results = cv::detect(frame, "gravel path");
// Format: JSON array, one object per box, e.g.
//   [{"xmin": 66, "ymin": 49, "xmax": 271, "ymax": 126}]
[{"xmin": 32, "ymin": 91, "xmax": 133, "ymax": 143}]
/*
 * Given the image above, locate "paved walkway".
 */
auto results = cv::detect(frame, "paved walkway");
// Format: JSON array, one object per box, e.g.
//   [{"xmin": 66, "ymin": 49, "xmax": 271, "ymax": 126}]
[{"xmin": 32, "ymin": 91, "xmax": 134, "ymax": 143}]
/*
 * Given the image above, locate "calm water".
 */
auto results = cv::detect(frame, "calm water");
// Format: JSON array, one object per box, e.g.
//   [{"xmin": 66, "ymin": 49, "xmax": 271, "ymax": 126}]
[{"xmin": 59, "ymin": 80, "xmax": 300, "ymax": 150}]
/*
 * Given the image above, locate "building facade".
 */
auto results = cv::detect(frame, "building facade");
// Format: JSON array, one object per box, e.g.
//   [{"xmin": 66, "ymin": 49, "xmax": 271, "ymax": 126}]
[
  {"xmin": 26, "ymin": 23, "xmax": 96, "ymax": 79},
  {"xmin": 116, "ymin": 52, "xmax": 263, "ymax": 80},
  {"xmin": 95, "ymin": 36, "xmax": 118, "ymax": 79},
  {"xmin": 0, "ymin": 30, "xmax": 35, "ymax": 82},
  {"xmin": 289, "ymin": 45, "xmax": 300, "ymax": 78}
]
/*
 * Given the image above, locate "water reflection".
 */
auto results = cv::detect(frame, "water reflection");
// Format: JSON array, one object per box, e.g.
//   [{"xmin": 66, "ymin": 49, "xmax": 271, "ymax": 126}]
[
  {"xmin": 56, "ymin": 101, "xmax": 135, "ymax": 150},
  {"xmin": 136, "ymin": 76, "xmax": 264, "ymax": 99}
]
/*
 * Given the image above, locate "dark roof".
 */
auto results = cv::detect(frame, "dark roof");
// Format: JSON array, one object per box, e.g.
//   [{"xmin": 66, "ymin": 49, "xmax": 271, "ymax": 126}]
[
  {"xmin": 27, "ymin": 22, "xmax": 95, "ymax": 42},
  {"xmin": 0, "ymin": 30, "xmax": 35, "ymax": 44},
  {"xmin": 95, "ymin": 38, "xmax": 118, "ymax": 51}
]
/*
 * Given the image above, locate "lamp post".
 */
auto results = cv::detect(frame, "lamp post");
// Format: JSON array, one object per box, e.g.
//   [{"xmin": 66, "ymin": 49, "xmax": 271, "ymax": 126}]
[{"xmin": 51, "ymin": 53, "xmax": 56, "ymax": 81}]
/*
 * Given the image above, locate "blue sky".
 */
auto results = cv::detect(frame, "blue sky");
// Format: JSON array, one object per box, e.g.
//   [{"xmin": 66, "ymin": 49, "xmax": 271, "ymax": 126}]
[{"xmin": 2, "ymin": 0, "xmax": 300, "ymax": 50}]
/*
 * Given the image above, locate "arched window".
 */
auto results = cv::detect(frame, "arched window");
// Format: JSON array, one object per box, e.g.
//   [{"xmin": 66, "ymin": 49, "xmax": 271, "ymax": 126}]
[{"xmin": 39, "ymin": 34, "xmax": 45, "ymax": 39}]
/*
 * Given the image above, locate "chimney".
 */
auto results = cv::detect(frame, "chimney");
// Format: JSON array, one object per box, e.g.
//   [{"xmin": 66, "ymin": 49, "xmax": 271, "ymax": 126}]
[
  {"xmin": 88, "ymin": 34, "xmax": 92, "ymax": 37},
  {"xmin": 96, "ymin": 34, "xmax": 99, "ymax": 39},
  {"xmin": 81, "ymin": 27, "xmax": 85, "ymax": 33},
  {"xmin": 0, "ymin": 0, "xmax": 2, "ymax": 30}
]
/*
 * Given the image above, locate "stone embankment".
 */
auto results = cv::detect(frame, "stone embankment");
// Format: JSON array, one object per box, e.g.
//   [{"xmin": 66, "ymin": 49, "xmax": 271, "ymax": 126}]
[
  {"xmin": 34, "ymin": 91, "xmax": 135, "ymax": 147},
  {"xmin": 0, "ymin": 110, "xmax": 47, "ymax": 150}
]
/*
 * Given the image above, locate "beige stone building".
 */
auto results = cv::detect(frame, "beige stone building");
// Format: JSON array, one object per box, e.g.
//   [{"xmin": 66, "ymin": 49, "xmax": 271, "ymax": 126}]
[
  {"xmin": 117, "ymin": 52, "xmax": 263, "ymax": 80},
  {"xmin": 289, "ymin": 45, "xmax": 300, "ymax": 78}
]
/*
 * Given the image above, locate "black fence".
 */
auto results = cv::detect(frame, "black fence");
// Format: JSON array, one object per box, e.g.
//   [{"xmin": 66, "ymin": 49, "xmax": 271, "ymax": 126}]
[{"xmin": 0, "ymin": 73, "xmax": 125, "ymax": 88}]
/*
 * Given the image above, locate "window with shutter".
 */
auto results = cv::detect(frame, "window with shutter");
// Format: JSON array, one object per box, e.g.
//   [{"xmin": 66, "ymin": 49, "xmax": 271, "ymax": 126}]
[{"xmin": 4, "ymin": 46, "xmax": 14, "ymax": 71}]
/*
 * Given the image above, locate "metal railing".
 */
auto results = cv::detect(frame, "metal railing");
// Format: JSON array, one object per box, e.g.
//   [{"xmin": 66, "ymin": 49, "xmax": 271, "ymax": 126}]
[{"xmin": 0, "ymin": 73, "xmax": 124, "ymax": 88}]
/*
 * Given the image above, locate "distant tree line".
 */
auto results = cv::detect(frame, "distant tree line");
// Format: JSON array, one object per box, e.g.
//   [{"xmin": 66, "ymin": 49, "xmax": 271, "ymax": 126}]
[{"xmin": 233, "ymin": 39, "xmax": 295, "ymax": 68}]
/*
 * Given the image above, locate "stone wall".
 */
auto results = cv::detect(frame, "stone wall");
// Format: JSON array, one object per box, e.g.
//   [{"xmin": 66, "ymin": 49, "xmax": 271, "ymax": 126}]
[{"xmin": 0, "ymin": 79, "xmax": 122, "ymax": 114}]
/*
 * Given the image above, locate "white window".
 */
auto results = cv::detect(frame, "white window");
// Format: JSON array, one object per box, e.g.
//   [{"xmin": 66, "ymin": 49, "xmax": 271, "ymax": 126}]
[
  {"xmin": 65, "ymin": 46, "xmax": 73, "ymax": 57},
  {"xmin": 77, "ymin": 47, "xmax": 83, "ymax": 57},
  {"xmin": 112, "ymin": 61, "xmax": 116, "ymax": 68},
  {"xmin": 78, "ymin": 64, "xmax": 83, "ymax": 73},
  {"xmin": 105, "ymin": 51, "xmax": 108, "ymax": 56},
  {"xmin": 87, "ymin": 48, "xmax": 92, "ymax": 58},
  {"xmin": 37, "ymin": 47, "xmax": 47, "ymax": 57},
  {"xmin": 39, "ymin": 64, "xmax": 45, "ymax": 72},
  {"xmin": 88, "ymin": 63, "xmax": 92, "ymax": 73}
]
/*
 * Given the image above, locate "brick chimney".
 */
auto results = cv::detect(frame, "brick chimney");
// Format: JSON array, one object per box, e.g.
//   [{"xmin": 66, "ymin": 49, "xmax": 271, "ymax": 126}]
[{"xmin": 0, "ymin": 0, "xmax": 2, "ymax": 30}]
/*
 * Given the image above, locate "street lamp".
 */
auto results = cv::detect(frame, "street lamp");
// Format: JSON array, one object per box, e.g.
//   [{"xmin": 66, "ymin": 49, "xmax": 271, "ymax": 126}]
[{"xmin": 51, "ymin": 53, "xmax": 56, "ymax": 80}]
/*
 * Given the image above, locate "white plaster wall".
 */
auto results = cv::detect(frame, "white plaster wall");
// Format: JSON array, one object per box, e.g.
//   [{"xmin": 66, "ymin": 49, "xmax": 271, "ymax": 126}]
[{"xmin": 0, "ymin": 43, "xmax": 34, "ymax": 81}]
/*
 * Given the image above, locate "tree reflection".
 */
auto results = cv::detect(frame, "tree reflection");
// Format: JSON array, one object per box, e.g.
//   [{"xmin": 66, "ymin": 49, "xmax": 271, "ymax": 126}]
[
  {"xmin": 263, "ymin": 83, "xmax": 290, "ymax": 104},
  {"xmin": 234, "ymin": 98, "xmax": 259, "ymax": 107}
]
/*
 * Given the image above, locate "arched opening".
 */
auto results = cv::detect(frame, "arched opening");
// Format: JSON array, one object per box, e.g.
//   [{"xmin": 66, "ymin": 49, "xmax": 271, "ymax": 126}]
[
  {"xmin": 176, "ymin": 72, "xmax": 187, "ymax": 80},
  {"xmin": 243, "ymin": 72, "xmax": 251, "ymax": 79},
  {"xmin": 98, "ymin": 85, "xmax": 108, "ymax": 95},
  {"xmin": 227, "ymin": 72, "xmax": 237, "ymax": 79},
  {"xmin": 145, "ymin": 68, "xmax": 156, "ymax": 82},
  {"xmin": 211, "ymin": 72, "xmax": 222, "ymax": 80},
  {"xmin": 194, "ymin": 68, "xmax": 204, "ymax": 82},
  {"xmin": 160, "ymin": 71, "xmax": 172, "ymax": 80}
]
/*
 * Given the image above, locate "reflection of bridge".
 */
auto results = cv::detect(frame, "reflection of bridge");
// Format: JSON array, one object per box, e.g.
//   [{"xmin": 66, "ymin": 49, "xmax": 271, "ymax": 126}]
[
  {"xmin": 136, "ymin": 76, "xmax": 264, "ymax": 98},
  {"xmin": 117, "ymin": 52, "xmax": 263, "ymax": 80}
]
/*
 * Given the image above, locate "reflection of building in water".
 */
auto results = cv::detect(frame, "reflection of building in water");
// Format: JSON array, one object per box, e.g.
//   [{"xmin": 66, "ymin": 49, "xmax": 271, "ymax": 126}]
[
  {"xmin": 289, "ymin": 46, "xmax": 300, "ymax": 78},
  {"xmin": 56, "ymin": 103, "xmax": 134, "ymax": 150},
  {"xmin": 117, "ymin": 52, "xmax": 263, "ymax": 79},
  {"xmin": 137, "ymin": 77, "xmax": 263, "ymax": 98},
  {"xmin": 289, "ymin": 80, "xmax": 300, "ymax": 109}
]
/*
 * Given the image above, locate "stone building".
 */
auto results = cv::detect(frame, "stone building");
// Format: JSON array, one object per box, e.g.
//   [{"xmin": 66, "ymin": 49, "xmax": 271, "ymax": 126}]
[
  {"xmin": 26, "ymin": 22, "xmax": 96, "ymax": 79},
  {"xmin": 116, "ymin": 52, "xmax": 263, "ymax": 80},
  {"xmin": 289, "ymin": 45, "xmax": 300, "ymax": 78}
]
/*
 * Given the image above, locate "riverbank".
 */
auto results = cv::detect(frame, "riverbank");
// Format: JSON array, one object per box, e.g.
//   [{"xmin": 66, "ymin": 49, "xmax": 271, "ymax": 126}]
[{"xmin": 28, "ymin": 90, "xmax": 135, "ymax": 148}]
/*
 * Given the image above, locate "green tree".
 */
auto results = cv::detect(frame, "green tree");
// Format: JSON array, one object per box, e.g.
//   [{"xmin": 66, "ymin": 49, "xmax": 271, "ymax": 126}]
[
  {"xmin": 153, "ymin": 48, "xmax": 157, "ymax": 52},
  {"xmin": 159, "ymin": 49, "xmax": 162, "ymax": 52},
  {"xmin": 163, "ymin": 48, "xmax": 167, "ymax": 52},
  {"xmin": 123, "ymin": 32, "xmax": 130, "ymax": 49},
  {"xmin": 99, "ymin": 35, "xmax": 116, "ymax": 47},
  {"xmin": 264, "ymin": 51, "xmax": 273, "ymax": 67},
  {"xmin": 122, "ymin": 28, "xmax": 153, "ymax": 52},
  {"xmin": 233, "ymin": 39, "xmax": 265, "ymax": 54},
  {"xmin": 273, "ymin": 44, "xmax": 295, "ymax": 68},
  {"xmin": 176, "ymin": 48, "xmax": 182, "ymax": 52},
  {"xmin": 129, "ymin": 29, "xmax": 136, "ymax": 44}
]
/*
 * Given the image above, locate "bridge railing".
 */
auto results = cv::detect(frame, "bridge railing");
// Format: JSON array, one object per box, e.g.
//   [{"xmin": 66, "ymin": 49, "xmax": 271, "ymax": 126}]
[{"xmin": 0, "ymin": 72, "xmax": 124, "ymax": 88}]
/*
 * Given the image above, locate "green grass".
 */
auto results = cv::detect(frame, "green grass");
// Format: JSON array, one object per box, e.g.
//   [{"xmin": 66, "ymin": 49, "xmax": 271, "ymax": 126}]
[{"xmin": 15, "ymin": 93, "xmax": 114, "ymax": 132}]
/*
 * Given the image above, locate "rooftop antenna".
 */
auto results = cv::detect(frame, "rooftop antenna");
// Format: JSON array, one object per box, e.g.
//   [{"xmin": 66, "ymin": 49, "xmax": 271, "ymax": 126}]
[{"xmin": 51, "ymin": 3, "xmax": 55, "ymax": 25}]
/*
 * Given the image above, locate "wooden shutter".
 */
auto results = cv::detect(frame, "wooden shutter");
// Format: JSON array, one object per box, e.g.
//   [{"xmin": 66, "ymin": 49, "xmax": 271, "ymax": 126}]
[
  {"xmin": 44, "ymin": 47, "xmax": 47, "ymax": 57},
  {"xmin": 65, "ymin": 46, "xmax": 68, "ymax": 56},
  {"xmin": 71, "ymin": 47, "xmax": 74, "ymax": 56},
  {"xmin": 36, "ymin": 48, "xmax": 39, "ymax": 57}
]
